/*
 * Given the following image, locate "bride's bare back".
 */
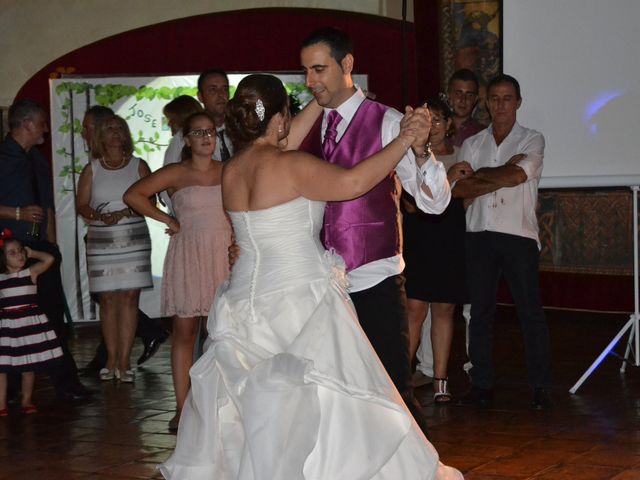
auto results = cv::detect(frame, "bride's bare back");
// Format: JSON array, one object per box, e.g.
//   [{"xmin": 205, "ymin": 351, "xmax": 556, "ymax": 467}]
[{"xmin": 221, "ymin": 74, "xmax": 420, "ymax": 213}]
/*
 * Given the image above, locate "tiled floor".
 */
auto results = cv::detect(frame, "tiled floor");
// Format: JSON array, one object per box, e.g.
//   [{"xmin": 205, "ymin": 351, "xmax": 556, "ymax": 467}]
[{"xmin": 1, "ymin": 306, "xmax": 639, "ymax": 479}]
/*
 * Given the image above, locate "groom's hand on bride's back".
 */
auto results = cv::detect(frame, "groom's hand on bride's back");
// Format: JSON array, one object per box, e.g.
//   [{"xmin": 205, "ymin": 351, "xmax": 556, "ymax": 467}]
[{"xmin": 228, "ymin": 243, "xmax": 240, "ymax": 267}]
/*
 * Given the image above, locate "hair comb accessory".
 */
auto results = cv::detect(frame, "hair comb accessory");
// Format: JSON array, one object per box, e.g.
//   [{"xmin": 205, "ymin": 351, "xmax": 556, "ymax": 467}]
[
  {"xmin": 255, "ymin": 99, "xmax": 265, "ymax": 122},
  {"xmin": 0, "ymin": 228, "xmax": 12, "ymax": 248},
  {"xmin": 438, "ymin": 91, "xmax": 452, "ymax": 110}
]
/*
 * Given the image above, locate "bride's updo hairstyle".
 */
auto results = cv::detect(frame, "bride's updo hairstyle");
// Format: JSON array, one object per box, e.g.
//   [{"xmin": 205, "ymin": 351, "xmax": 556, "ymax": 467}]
[{"xmin": 225, "ymin": 74, "xmax": 288, "ymax": 151}]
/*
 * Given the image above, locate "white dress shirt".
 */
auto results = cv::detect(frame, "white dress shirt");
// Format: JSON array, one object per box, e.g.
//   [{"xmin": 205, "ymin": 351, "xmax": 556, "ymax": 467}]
[
  {"xmin": 214, "ymin": 125, "xmax": 234, "ymax": 162},
  {"xmin": 461, "ymin": 121, "xmax": 545, "ymax": 246},
  {"xmin": 322, "ymin": 88, "xmax": 451, "ymax": 292}
]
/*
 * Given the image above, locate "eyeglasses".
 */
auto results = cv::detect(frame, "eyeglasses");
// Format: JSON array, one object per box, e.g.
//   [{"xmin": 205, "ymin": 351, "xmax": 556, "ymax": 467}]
[
  {"xmin": 187, "ymin": 128, "xmax": 214, "ymax": 138},
  {"xmin": 432, "ymin": 118, "xmax": 446, "ymax": 126}
]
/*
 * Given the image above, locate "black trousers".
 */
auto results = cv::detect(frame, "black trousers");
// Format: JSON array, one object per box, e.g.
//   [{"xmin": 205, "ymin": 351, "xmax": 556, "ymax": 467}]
[
  {"xmin": 22, "ymin": 240, "xmax": 82, "ymax": 395},
  {"xmin": 350, "ymin": 274, "xmax": 428, "ymax": 435},
  {"xmin": 466, "ymin": 231, "xmax": 552, "ymax": 390}
]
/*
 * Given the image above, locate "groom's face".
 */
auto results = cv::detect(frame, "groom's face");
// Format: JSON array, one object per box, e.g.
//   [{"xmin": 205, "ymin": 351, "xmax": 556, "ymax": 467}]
[{"xmin": 301, "ymin": 42, "xmax": 353, "ymax": 109}]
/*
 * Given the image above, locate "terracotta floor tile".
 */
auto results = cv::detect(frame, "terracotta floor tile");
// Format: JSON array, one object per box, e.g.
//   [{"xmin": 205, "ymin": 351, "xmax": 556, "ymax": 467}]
[
  {"xmin": 1, "ymin": 307, "xmax": 638, "ymax": 478},
  {"xmin": 100, "ymin": 460, "xmax": 162, "ymax": 478},
  {"xmin": 610, "ymin": 470, "xmax": 640, "ymax": 479},
  {"xmin": 532, "ymin": 463, "xmax": 623, "ymax": 479},
  {"xmin": 567, "ymin": 449, "xmax": 640, "ymax": 468}
]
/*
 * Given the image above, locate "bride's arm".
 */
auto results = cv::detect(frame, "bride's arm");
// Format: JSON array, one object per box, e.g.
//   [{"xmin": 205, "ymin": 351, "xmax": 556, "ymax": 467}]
[
  {"xmin": 284, "ymin": 111, "xmax": 422, "ymax": 201},
  {"xmin": 284, "ymin": 99, "xmax": 323, "ymax": 151}
]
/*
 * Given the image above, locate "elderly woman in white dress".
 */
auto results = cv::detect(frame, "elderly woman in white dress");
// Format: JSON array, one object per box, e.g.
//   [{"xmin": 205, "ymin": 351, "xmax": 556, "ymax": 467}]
[{"xmin": 76, "ymin": 115, "xmax": 153, "ymax": 383}]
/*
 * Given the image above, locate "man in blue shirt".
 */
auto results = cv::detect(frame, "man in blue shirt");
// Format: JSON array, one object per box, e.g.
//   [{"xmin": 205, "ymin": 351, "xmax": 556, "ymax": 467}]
[{"xmin": 0, "ymin": 99, "xmax": 91, "ymax": 401}]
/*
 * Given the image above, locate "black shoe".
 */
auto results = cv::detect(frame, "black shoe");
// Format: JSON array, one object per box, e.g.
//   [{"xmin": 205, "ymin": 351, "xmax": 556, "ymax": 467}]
[
  {"xmin": 79, "ymin": 359, "xmax": 103, "ymax": 376},
  {"xmin": 57, "ymin": 382, "xmax": 95, "ymax": 401},
  {"xmin": 455, "ymin": 385, "xmax": 494, "ymax": 407},
  {"xmin": 531, "ymin": 387, "xmax": 552, "ymax": 410},
  {"xmin": 137, "ymin": 333, "xmax": 168, "ymax": 365}
]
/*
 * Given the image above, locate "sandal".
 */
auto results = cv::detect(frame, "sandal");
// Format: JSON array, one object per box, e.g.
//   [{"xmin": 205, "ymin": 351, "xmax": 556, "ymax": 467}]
[
  {"xmin": 433, "ymin": 377, "xmax": 452, "ymax": 404},
  {"xmin": 20, "ymin": 404, "xmax": 38, "ymax": 414}
]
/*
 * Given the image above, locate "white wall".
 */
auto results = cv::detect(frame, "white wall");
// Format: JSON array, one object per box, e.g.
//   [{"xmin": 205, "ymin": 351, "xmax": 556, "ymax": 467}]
[{"xmin": 504, "ymin": 0, "xmax": 640, "ymax": 187}]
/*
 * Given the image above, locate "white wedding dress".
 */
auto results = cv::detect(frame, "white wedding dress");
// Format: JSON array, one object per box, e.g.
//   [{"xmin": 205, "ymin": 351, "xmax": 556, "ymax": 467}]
[{"xmin": 159, "ymin": 196, "xmax": 462, "ymax": 480}]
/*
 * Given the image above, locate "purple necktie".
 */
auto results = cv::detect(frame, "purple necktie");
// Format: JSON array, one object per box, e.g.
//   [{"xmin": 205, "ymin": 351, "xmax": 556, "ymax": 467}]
[{"xmin": 322, "ymin": 110, "xmax": 342, "ymax": 158}]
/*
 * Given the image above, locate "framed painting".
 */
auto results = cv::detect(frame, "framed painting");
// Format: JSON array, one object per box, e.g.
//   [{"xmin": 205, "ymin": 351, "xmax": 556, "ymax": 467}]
[{"xmin": 438, "ymin": 0, "xmax": 502, "ymax": 124}]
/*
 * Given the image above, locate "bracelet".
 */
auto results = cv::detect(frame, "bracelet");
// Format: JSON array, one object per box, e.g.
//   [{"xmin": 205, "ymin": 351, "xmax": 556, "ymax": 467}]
[
  {"xmin": 16, "ymin": 206, "xmax": 20, "ymax": 221},
  {"xmin": 418, "ymin": 143, "xmax": 432, "ymax": 159}
]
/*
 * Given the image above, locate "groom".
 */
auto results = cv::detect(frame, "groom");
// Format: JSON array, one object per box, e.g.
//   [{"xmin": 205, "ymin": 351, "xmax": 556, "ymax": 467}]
[{"xmin": 299, "ymin": 28, "xmax": 451, "ymax": 433}]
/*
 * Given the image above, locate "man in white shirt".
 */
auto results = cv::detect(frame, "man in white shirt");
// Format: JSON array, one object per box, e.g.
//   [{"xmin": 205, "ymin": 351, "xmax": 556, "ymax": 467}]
[
  {"xmin": 197, "ymin": 68, "xmax": 233, "ymax": 161},
  {"xmin": 299, "ymin": 27, "xmax": 451, "ymax": 433},
  {"xmin": 452, "ymin": 74, "xmax": 552, "ymax": 410}
]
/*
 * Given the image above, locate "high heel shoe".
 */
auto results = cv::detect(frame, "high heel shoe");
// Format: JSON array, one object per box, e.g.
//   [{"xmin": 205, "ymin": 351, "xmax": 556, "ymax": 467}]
[
  {"xmin": 433, "ymin": 377, "xmax": 452, "ymax": 404},
  {"xmin": 118, "ymin": 369, "xmax": 135, "ymax": 383}
]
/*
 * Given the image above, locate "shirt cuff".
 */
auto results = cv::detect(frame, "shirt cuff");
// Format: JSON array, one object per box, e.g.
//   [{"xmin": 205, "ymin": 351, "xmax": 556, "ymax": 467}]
[{"xmin": 415, "ymin": 156, "xmax": 451, "ymax": 214}]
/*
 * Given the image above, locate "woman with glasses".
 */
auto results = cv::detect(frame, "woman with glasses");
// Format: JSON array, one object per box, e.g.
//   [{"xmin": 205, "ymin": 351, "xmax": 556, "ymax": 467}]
[
  {"xmin": 402, "ymin": 98, "xmax": 471, "ymax": 403},
  {"xmin": 124, "ymin": 111, "xmax": 232, "ymax": 430},
  {"xmin": 160, "ymin": 96, "xmax": 203, "ymax": 215},
  {"xmin": 76, "ymin": 115, "xmax": 153, "ymax": 384}
]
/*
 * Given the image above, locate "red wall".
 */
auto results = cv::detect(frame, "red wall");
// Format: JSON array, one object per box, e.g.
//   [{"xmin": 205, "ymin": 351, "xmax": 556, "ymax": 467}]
[
  {"xmin": 15, "ymin": 7, "xmax": 440, "ymax": 167},
  {"xmin": 17, "ymin": 8, "xmax": 440, "ymax": 120}
]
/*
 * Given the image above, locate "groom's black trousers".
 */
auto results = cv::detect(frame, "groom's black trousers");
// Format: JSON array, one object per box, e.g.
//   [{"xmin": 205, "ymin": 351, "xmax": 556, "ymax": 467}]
[{"xmin": 349, "ymin": 274, "xmax": 429, "ymax": 436}]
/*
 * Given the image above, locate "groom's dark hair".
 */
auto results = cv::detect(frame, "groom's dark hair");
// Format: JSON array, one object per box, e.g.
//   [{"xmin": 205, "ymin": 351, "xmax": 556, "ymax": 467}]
[{"xmin": 301, "ymin": 27, "xmax": 353, "ymax": 64}]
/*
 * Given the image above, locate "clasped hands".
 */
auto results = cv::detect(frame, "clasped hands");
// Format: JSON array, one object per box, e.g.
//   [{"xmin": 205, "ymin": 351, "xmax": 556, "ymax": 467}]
[
  {"xmin": 398, "ymin": 104, "xmax": 432, "ymax": 157},
  {"xmin": 99, "ymin": 208, "xmax": 133, "ymax": 226}
]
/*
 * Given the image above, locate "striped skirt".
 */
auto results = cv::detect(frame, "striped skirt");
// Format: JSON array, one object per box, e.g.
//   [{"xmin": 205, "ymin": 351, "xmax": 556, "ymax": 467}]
[
  {"xmin": 0, "ymin": 307, "xmax": 63, "ymax": 373},
  {"xmin": 86, "ymin": 218, "xmax": 153, "ymax": 293}
]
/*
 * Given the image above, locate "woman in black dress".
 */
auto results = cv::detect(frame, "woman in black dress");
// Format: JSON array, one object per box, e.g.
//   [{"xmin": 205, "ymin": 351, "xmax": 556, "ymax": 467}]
[{"xmin": 402, "ymin": 98, "xmax": 470, "ymax": 403}]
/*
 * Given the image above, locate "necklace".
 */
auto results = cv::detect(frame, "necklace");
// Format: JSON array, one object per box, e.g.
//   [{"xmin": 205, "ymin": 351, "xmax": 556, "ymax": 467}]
[
  {"xmin": 100, "ymin": 152, "xmax": 127, "ymax": 170},
  {"xmin": 430, "ymin": 140, "xmax": 452, "ymax": 156}
]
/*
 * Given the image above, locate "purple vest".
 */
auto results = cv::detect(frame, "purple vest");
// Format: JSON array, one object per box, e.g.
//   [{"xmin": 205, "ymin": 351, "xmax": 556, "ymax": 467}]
[{"xmin": 300, "ymin": 99, "xmax": 401, "ymax": 272}]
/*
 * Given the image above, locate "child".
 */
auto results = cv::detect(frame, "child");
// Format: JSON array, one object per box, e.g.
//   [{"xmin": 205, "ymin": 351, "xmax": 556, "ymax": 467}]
[{"xmin": 0, "ymin": 230, "xmax": 63, "ymax": 416}]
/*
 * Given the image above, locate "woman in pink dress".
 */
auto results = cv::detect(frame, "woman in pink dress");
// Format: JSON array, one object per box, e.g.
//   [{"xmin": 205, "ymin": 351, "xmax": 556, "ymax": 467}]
[{"xmin": 124, "ymin": 112, "xmax": 231, "ymax": 430}]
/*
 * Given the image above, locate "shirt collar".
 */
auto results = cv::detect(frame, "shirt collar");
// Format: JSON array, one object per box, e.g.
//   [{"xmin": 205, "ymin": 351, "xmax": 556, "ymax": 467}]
[
  {"xmin": 3, "ymin": 134, "xmax": 28, "ymax": 155},
  {"xmin": 323, "ymin": 86, "xmax": 365, "ymax": 125},
  {"xmin": 488, "ymin": 120, "xmax": 522, "ymax": 140}
]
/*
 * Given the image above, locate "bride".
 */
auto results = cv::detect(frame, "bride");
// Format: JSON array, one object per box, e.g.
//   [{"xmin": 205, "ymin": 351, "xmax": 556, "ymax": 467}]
[{"xmin": 159, "ymin": 74, "xmax": 462, "ymax": 479}]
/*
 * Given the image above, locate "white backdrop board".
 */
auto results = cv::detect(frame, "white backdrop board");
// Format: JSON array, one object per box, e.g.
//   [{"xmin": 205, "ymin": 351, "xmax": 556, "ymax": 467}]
[
  {"xmin": 50, "ymin": 73, "xmax": 367, "ymax": 322},
  {"xmin": 503, "ymin": 0, "xmax": 640, "ymax": 188}
]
